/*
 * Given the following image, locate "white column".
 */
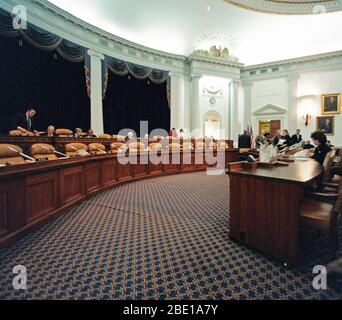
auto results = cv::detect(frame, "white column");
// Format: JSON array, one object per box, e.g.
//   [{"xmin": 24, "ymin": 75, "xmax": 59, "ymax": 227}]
[
  {"xmin": 190, "ymin": 74, "xmax": 202, "ymax": 135},
  {"xmin": 243, "ymin": 81, "xmax": 253, "ymax": 130},
  {"xmin": 287, "ymin": 74, "xmax": 299, "ymax": 133},
  {"xmin": 169, "ymin": 72, "xmax": 184, "ymax": 130},
  {"xmin": 87, "ymin": 49, "xmax": 105, "ymax": 134},
  {"xmin": 230, "ymin": 80, "xmax": 240, "ymax": 141},
  {"xmin": 183, "ymin": 75, "xmax": 191, "ymax": 133}
]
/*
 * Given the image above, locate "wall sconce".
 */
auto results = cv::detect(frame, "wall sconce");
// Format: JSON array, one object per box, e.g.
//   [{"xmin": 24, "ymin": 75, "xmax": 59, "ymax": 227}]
[{"xmin": 302, "ymin": 113, "xmax": 312, "ymax": 126}]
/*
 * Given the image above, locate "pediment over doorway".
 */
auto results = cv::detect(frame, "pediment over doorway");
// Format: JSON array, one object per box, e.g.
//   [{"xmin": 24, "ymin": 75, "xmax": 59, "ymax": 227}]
[{"xmin": 253, "ymin": 104, "xmax": 287, "ymax": 116}]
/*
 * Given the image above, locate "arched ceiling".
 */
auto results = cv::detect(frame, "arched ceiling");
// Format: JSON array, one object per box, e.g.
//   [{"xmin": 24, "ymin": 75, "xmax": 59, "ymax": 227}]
[{"xmin": 47, "ymin": 0, "xmax": 342, "ymax": 65}]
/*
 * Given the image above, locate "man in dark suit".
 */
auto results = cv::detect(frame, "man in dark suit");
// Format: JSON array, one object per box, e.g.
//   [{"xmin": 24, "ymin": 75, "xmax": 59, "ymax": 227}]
[
  {"xmin": 12, "ymin": 107, "xmax": 38, "ymax": 135},
  {"xmin": 238, "ymin": 130, "xmax": 251, "ymax": 149},
  {"xmin": 291, "ymin": 129, "xmax": 303, "ymax": 145}
]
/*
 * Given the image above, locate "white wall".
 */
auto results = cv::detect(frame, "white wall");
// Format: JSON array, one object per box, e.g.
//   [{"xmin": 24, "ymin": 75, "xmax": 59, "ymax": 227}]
[
  {"xmin": 297, "ymin": 69, "xmax": 342, "ymax": 146},
  {"xmin": 251, "ymin": 78, "xmax": 289, "ymax": 113},
  {"xmin": 199, "ymin": 76, "xmax": 230, "ymax": 139},
  {"xmin": 249, "ymin": 69, "xmax": 342, "ymax": 146}
]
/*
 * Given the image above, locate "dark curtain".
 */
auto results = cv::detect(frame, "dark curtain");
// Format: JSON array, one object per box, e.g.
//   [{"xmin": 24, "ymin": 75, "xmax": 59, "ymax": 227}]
[
  {"xmin": 0, "ymin": 35, "xmax": 89, "ymax": 134},
  {"xmin": 103, "ymin": 73, "xmax": 170, "ymax": 135}
]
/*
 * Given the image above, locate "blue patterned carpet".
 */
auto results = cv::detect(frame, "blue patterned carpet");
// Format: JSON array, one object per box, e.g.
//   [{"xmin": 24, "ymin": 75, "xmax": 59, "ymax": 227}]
[{"xmin": 0, "ymin": 172, "xmax": 341, "ymax": 300}]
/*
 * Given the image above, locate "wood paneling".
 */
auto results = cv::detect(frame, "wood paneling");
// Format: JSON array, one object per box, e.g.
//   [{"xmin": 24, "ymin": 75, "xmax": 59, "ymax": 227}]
[
  {"xmin": 227, "ymin": 160, "xmax": 322, "ymax": 266},
  {"xmin": 102, "ymin": 159, "xmax": 118, "ymax": 186},
  {"xmin": 85, "ymin": 162, "xmax": 102, "ymax": 193},
  {"xmin": 0, "ymin": 149, "xmax": 238, "ymax": 246},
  {"xmin": 61, "ymin": 166, "xmax": 85, "ymax": 205},
  {"xmin": 26, "ymin": 172, "xmax": 59, "ymax": 223}
]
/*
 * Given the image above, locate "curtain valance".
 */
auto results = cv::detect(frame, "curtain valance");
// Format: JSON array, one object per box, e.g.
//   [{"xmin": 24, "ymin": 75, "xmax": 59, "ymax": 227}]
[
  {"xmin": 106, "ymin": 56, "xmax": 169, "ymax": 85},
  {"xmin": 0, "ymin": 8, "xmax": 86, "ymax": 62}
]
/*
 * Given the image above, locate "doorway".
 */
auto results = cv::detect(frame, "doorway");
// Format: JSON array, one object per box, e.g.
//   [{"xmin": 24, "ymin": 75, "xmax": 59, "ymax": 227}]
[
  {"xmin": 204, "ymin": 111, "xmax": 221, "ymax": 139},
  {"xmin": 259, "ymin": 120, "xmax": 281, "ymax": 138}
]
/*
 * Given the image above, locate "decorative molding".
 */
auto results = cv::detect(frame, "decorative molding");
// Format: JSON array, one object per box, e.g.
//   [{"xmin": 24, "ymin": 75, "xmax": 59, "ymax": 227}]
[
  {"xmin": 241, "ymin": 50, "xmax": 342, "ymax": 81},
  {"xmin": 0, "ymin": 0, "xmax": 187, "ymax": 73},
  {"xmin": 223, "ymin": 0, "xmax": 342, "ymax": 15},
  {"xmin": 188, "ymin": 54, "xmax": 243, "ymax": 80},
  {"xmin": 253, "ymin": 104, "xmax": 288, "ymax": 115},
  {"xmin": 1, "ymin": 0, "xmax": 342, "ymax": 82}
]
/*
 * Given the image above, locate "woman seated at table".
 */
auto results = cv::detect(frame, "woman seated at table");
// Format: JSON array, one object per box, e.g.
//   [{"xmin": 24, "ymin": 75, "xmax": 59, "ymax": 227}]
[{"xmin": 308, "ymin": 131, "xmax": 332, "ymax": 165}]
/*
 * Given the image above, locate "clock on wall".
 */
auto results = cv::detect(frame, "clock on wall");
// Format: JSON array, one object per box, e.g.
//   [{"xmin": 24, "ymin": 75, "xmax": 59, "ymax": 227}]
[{"xmin": 210, "ymin": 97, "xmax": 216, "ymax": 105}]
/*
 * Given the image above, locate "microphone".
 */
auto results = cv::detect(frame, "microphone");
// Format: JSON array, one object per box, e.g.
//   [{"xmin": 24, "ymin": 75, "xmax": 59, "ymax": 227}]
[
  {"xmin": 38, "ymin": 145, "xmax": 69, "ymax": 158},
  {"xmin": 7, "ymin": 147, "xmax": 36, "ymax": 162}
]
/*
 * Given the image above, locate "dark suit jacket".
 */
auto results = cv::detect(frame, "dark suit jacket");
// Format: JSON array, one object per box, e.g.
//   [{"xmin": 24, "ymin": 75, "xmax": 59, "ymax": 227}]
[
  {"xmin": 291, "ymin": 134, "xmax": 302, "ymax": 145},
  {"xmin": 312, "ymin": 144, "xmax": 332, "ymax": 165},
  {"xmin": 238, "ymin": 134, "xmax": 251, "ymax": 149},
  {"xmin": 11, "ymin": 113, "xmax": 35, "ymax": 131}
]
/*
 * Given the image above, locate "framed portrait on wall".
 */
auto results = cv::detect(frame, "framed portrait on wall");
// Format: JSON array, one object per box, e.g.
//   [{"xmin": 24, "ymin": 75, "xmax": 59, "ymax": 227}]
[
  {"xmin": 316, "ymin": 116, "xmax": 335, "ymax": 135},
  {"xmin": 322, "ymin": 93, "xmax": 341, "ymax": 114}
]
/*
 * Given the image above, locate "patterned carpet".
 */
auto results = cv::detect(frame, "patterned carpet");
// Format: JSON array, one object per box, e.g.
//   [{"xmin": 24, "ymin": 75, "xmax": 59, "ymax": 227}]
[{"xmin": 0, "ymin": 172, "xmax": 341, "ymax": 300}]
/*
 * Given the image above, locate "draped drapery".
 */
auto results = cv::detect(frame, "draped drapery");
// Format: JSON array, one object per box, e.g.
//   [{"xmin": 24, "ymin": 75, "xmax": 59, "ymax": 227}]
[
  {"xmin": 0, "ymin": 7, "xmax": 170, "ymax": 133},
  {"xmin": 104, "ymin": 56, "xmax": 170, "ymax": 106},
  {"xmin": 0, "ymin": 31, "xmax": 90, "ymax": 133},
  {"xmin": 0, "ymin": 8, "xmax": 86, "ymax": 62},
  {"xmin": 107, "ymin": 57, "xmax": 168, "ymax": 84},
  {"xmin": 103, "ymin": 73, "xmax": 170, "ymax": 135}
]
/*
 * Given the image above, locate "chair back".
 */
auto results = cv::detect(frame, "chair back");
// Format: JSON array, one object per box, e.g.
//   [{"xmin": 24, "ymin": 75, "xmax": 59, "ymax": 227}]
[
  {"xmin": 149, "ymin": 143, "xmax": 163, "ymax": 151},
  {"xmin": 97, "ymin": 134, "xmax": 112, "ymax": 139},
  {"xmin": 110, "ymin": 142, "xmax": 127, "ymax": 152},
  {"xmin": 55, "ymin": 129, "xmax": 73, "ymax": 137},
  {"xmin": 322, "ymin": 150, "xmax": 336, "ymax": 184},
  {"xmin": 88, "ymin": 143, "xmax": 107, "ymax": 154},
  {"xmin": 113, "ymin": 135, "xmax": 126, "ymax": 141},
  {"xmin": 65, "ymin": 143, "xmax": 88, "ymax": 156},
  {"xmin": 128, "ymin": 142, "xmax": 145, "ymax": 152},
  {"xmin": 9, "ymin": 130, "xmax": 34, "ymax": 136},
  {"xmin": 152, "ymin": 136, "xmax": 165, "ymax": 142},
  {"xmin": 0, "ymin": 144, "xmax": 26, "ymax": 165},
  {"xmin": 332, "ymin": 181, "xmax": 342, "ymax": 215},
  {"xmin": 30, "ymin": 144, "xmax": 57, "ymax": 160}
]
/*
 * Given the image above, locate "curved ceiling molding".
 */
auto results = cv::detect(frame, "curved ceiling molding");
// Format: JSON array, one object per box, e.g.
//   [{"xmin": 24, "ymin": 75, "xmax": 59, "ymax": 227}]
[{"xmin": 223, "ymin": 0, "xmax": 342, "ymax": 14}]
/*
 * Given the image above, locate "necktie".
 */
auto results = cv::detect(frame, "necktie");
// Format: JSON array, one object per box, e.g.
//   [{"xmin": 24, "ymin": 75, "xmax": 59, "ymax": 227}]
[{"xmin": 27, "ymin": 117, "xmax": 31, "ymax": 131}]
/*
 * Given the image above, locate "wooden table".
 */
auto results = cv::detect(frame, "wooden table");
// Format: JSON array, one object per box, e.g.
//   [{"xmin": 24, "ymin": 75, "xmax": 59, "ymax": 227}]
[{"xmin": 227, "ymin": 160, "xmax": 322, "ymax": 266}]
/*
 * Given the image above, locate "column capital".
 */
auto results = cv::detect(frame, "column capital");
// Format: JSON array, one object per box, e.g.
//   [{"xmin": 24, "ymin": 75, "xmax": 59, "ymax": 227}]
[
  {"xmin": 230, "ymin": 80, "xmax": 240, "ymax": 88},
  {"xmin": 287, "ymin": 74, "xmax": 300, "ymax": 82},
  {"xmin": 87, "ymin": 49, "xmax": 105, "ymax": 60},
  {"xmin": 241, "ymin": 80, "xmax": 253, "ymax": 87},
  {"xmin": 190, "ymin": 73, "xmax": 202, "ymax": 81},
  {"xmin": 169, "ymin": 72, "xmax": 183, "ymax": 79}
]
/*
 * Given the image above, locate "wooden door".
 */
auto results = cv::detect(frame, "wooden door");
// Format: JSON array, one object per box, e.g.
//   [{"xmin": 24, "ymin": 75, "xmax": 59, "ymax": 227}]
[{"xmin": 270, "ymin": 120, "xmax": 281, "ymax": 138}]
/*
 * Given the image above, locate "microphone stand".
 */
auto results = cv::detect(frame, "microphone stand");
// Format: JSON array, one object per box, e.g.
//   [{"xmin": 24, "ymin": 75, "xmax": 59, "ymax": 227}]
[
  {"xmin": 7, "ymin": 147, "xmax": 36, "ymax": 162},
  {"xmin": 39, "ymin": 145, "xmax": 69, "ymax": 158}
]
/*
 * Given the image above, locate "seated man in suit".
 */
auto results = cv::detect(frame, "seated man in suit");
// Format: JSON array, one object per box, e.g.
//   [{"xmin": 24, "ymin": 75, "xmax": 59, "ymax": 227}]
[
  {"xmin": 85, "ymin": 129, "xmax": 97, "ymax": 138},
  {"xmin": 41, "ymin": 125, "xmax": 55, "ymax": 137},
  {"xmin": 238, "ymin": 130, "xmax": 251, "ymax": 149},
  {"xmin": 291, "ymin": 129, "xmax": 303, "ymax": 145},
  {"xmin": 12, "ymin": 107, "xmax": 39, "ymax": 135},
  {"xmin": 74, "ymin": 128, "xmax": 84, "ymax": 138}
]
